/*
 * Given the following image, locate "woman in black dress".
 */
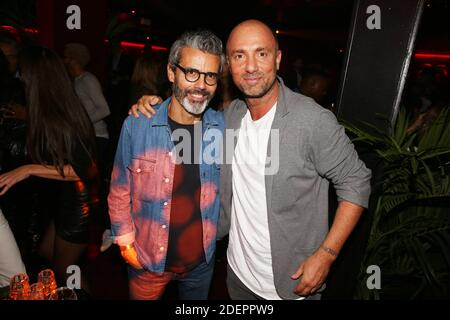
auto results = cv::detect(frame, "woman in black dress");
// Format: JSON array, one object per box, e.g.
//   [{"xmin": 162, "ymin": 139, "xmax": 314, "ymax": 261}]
[{"xmin": 0, "ymin": 46, "xmax": 99, "ymax": 287}]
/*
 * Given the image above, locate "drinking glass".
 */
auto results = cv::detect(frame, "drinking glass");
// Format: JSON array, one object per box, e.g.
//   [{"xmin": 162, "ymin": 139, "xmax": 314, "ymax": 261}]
[
  {"xmin": 38, "ymin": 269, "xmax": 57, "ymax": 299},
  {"xmin": 9, "ymin": 273, "xmax": 30, "ymax": 300},
  {"xmin": 30, "ymin": 282, "xmax": 45, "ymax": 300},
  {"xmin": 48, "ymin": 287, "xmax": 77, "ymax": 300}
]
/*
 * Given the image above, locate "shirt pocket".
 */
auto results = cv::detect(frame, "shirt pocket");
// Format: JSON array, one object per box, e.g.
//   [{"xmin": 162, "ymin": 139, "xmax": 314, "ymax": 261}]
[{"xmin": 127, "ymin": 158, "xmax": 158, "ymax": 201}]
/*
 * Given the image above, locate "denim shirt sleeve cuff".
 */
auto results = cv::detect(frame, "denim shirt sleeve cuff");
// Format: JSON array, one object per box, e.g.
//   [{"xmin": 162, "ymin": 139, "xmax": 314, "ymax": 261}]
[{"xmin": 113, "ymin": 232, "xmax": 136, "ymax": 246}]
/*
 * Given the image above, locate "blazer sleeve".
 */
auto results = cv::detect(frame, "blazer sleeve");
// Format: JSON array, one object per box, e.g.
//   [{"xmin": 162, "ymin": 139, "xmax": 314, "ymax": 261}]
[{"xmin": 311, "ymin": 109, "xmax": 372, "ymax": 208}]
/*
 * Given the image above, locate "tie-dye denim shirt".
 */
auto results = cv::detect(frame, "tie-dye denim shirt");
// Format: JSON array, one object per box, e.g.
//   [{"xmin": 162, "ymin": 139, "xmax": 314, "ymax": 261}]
[{"xmin": 108, "ymin": 98, "xmax": 224, "ymax": 272}]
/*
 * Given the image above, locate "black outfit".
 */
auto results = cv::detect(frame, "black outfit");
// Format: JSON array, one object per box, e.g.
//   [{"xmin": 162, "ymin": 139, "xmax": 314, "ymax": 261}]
[
  {"xmin": 0, "ymin": 68, "xmax": 98, "ymax": 245},
  {"xmin": 42, "ymin": 141, "xmax": 99, "ymax": 244},
  {"xmin": 0, "ymin": 124, "xmax": 98, "ymax": 246},
  {"xmin": 0, "ymin": 118, "xmax": 37, "ymax": 253},
  {"xmin": 0, "ymin": 77, "xmax": 38, "ymax": 253},
  {"xmin": 165, "ymin": 117, "xmax": 205, "ymax": 273}
]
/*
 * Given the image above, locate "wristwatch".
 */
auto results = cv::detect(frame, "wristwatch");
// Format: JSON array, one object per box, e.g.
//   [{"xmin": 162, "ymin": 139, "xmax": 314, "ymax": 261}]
[{"xmin": 120, "ymin": 243, "xmax": 134, "ymax": 252}]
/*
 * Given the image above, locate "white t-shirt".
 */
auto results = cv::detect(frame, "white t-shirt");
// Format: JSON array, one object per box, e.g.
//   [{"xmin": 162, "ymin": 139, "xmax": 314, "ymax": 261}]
[
  {"xmin": 227, "ymin": 102, "xmax": 283, "ymax": 300},
  {"xmin": 74, "ymin": 72, "xmax": 111, "ymax": 139}
]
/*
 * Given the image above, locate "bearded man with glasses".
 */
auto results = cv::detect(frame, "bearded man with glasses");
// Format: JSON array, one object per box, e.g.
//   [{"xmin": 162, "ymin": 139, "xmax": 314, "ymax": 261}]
[{"xmin": 108, "ymin": 30, "xmax": 225, "ymax": 300}]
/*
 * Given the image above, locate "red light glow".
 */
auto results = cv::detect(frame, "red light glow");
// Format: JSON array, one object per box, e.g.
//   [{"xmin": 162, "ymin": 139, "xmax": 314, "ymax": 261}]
[
  {"xmin": 0, "ymin": 25, "xmax": 38, "ymax": 34},
  {"xmin": 415, "ymin": 53, "xmax": 450, "ymax": 60},
  {"xmin": 120, "ymin": 41, "xmax": 168, "ymax": 51}
]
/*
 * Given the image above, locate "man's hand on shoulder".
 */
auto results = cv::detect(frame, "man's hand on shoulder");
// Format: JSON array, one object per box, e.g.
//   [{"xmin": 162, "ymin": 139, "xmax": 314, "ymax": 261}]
[{"xmin": 129, "ymin": 95, "xmax": 162, "ymax": 118}]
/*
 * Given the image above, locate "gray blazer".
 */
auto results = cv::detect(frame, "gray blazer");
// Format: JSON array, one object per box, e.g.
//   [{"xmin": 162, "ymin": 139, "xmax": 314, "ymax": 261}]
[{"xmin": 218, "ymin": 77, "xmax": 372, "ymax": 300}]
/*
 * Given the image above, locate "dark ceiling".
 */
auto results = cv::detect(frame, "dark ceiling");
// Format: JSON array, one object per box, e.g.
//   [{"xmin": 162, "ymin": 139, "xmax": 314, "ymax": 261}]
[
  {"xmin": 107, "ymin": 0, "xmax": 450, "ymax": 54},
  {"xmin": 1, "ymin": 0, "xmax": 448, "ymax": 51},
  {"xmin": 1, "ymin": 0, "xmax": 449, "ymax": 62},
  {"xmin": 107, "ymin": 0, "xmax": 355, "ymax": 44}
]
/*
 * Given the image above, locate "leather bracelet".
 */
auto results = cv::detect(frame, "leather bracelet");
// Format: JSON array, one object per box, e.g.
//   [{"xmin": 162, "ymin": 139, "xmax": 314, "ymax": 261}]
[{"xmin": 321, "ymin": 245, "xmax": 338, "ymax": 258}]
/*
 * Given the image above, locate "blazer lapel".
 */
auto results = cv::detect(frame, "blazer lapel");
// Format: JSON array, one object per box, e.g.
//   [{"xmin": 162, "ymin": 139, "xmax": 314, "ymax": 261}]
[
  {"xmin": 220, "ymin": 100, "xmax": 247, "ymax": 220},
  {"xmin": 265, "ymin": 79, "xmax": 290, "ymax": 216}
]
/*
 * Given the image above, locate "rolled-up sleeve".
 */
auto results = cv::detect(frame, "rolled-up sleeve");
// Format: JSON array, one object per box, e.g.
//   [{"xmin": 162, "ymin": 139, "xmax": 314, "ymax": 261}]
[
  {"xmin": 107, "ymin": 120, "xmax": 135, "ymax": 245},
  {"xmin": 312, "ymin": 110, "xmax": 372, "ymax": 208}
]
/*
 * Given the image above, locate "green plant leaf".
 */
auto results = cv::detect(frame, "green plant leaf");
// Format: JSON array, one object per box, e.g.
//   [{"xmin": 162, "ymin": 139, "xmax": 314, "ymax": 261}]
[{"xmin": 345, "ymin": 105, "xmax": 450, "ymax": 299}]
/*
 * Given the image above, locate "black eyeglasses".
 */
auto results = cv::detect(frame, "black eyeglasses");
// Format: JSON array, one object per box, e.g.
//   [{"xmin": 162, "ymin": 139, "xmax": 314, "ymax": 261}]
[{"xmin": 173, "ymin": 63, "xmax": 219, "ymax": 86}]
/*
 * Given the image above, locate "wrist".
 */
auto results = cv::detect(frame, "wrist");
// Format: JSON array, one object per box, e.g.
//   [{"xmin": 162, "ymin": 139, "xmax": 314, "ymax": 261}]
[
  {"xmin": 22, "ymin": 164, "xmax": 34, "ymax": 177},
  {"xmin": 319, "ymin": 245, "xmax": 338, "ymax": 261}
]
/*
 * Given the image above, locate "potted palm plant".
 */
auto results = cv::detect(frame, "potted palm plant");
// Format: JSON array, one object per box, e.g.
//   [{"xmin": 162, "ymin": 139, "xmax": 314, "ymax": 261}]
[{"xmin": 342, "ymin": 106, "xmax": 450, "ymax": 299}]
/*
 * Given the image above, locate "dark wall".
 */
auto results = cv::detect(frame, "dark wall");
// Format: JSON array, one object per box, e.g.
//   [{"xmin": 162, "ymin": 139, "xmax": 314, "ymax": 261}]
[
  {"xmin": 37, "ymin": 0, "xmax": 107, "ymax": 84},
  {"xmin": 336, "ymin": 0, "xmax": 425, "ymax": 133},
  {"xmin": 324, "ymin": 0, "xmax": 425, "ymax": 300}
]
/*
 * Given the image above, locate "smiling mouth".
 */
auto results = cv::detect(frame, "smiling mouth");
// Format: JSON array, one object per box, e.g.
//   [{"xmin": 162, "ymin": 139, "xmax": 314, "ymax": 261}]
[
  {"xmin": 188, "ymin": 92, "xmax": 207, "ymax": 101},
  {"xmin": 243, "ymin": 77, "xmax": 261, "ymax": 84}
]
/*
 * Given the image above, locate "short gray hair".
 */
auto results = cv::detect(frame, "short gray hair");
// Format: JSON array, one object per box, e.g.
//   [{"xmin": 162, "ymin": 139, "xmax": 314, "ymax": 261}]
[{"xmin": 168, "ymin": 30, "xmax": 225, "ymax": 72}]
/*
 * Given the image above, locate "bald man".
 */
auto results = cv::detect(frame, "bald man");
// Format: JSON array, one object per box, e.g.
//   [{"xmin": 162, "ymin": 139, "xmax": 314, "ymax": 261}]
[
  {"xmin": 219, "ymin": 19, "xmax": 371, "ymax": 300},
  {"xmin": 130, "ymin": 20, "xmax": 371, "ymax": 300}
]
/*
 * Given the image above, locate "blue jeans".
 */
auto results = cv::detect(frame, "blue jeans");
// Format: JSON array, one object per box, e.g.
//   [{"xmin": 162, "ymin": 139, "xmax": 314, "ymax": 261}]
[{"xmin": 128, "ymin": 259, "xmax": 215, "ymax": 300}]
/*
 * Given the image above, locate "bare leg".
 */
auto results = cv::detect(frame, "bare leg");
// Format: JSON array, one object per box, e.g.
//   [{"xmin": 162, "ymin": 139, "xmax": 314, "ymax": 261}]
[
  {"xmin": 37, "ymin": 221, "xmax": 56, "ymax": 262},
  {"xmin": 37, "ymin": 220, "xmax": 90, "ymax": 293},
  {"xmin": 52, "ymin": 234, "xmax": 87, "ymax": 289}
]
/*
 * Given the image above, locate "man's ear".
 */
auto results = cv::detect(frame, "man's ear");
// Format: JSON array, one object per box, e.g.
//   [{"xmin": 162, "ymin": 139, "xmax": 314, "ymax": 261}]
[
  {"xmin": 276, "ymin": 50, "xmax": 282, "ymax": 70},
  {"xmin": 167, "ymin": 63, "xmax": 175, "ymax": 83}
]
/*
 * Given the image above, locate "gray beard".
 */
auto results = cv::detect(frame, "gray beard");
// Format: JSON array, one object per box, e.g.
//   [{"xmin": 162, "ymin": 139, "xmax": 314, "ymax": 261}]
[
  {"xmin": 182, "ymin": 96, "xmax": 208, "ymax": 115},
  {"xmin": 173, "ymin": 83, "xmax": 210, "ymax": 115}
]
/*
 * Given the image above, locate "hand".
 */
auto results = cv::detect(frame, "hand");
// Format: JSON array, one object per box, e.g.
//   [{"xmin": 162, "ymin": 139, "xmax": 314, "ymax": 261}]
[
  {"xmin": 291, "ymin": 249, "xmax": 336, "ymax": 296},
  {"xmin": 128, "ymin": 95, "xmax": 162, "ymax": 118},
  {"xmin": 0, "ymin": 107, "xmax": 14, "ymax": 119},
  {"xmin": 0, "ymin": 165, "xmax": 32, "ymax": 196},
  {"xmin": 1, "ymin": 104, "xmax": 27, "ymax": 121},
  {"xmin": 120, "ymin": 244, "xmax": 143, "ymax": 269}
]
